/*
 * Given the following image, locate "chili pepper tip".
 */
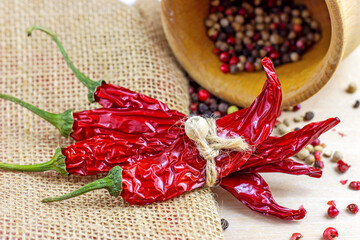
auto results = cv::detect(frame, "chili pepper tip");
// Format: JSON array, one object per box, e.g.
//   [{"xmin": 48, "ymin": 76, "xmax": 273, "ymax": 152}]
[
  {"xmin": 0, "ymin": 147, "xmax": 69, "ymax": 176},
  {"xmin": 25, "ymin": 25, "xmax": 103, "ymax": 103},
  {"xmin": 42, "ymin": 166, "xmax": 123, "ymax": 203}
]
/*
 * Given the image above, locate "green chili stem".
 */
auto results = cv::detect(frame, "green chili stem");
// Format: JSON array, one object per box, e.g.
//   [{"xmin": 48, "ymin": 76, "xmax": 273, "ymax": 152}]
[
  {"xmin": 26, "ymin": 26, "xmax": 103, "ymax": 102},
  {"xmin": 0, "ymin": 148, "xmax": 69, "ymax": 177},
  {"xmin": 42, "ymin": 166, "xmax": 122, "ymax": 203},
  {"xmin": 0, "ymin": 94, "xmax": 73, "ymax": 137}
]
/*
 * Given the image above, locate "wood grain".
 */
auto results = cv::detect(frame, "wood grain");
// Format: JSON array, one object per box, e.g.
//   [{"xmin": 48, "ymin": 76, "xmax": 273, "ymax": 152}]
[{"xmin": 161, "ymin": 0, "xmax": 360, "ymax": 107}]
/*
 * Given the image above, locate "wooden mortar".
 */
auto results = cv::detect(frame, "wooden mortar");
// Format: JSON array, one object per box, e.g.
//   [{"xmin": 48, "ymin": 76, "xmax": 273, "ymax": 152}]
[{"xmin": 161, "ymin": 0, "xmax": 360, "ymax": 107}]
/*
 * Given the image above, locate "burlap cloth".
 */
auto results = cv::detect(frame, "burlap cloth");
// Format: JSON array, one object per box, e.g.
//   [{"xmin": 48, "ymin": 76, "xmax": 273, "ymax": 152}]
[{"xmin": 0, "ymin": 0, "xmax": 223, "ymax": 239}]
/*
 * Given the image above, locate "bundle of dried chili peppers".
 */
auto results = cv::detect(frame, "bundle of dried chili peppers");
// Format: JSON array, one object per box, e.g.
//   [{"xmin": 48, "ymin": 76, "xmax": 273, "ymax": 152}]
[{"xmin": 0, "ymin": 26, "xmax": 340, "ymax": 220}]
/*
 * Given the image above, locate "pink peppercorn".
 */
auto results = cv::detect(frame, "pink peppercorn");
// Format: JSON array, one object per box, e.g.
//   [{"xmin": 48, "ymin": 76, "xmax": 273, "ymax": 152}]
[
  {"xmin": 314, "ymin": 160, "xmax": 324, "ymax": 169},
  {"xmin": 190, "ymin": 103, "xmax": 198, "ymax": 112},
  {"xmin": 244, "ymin": 62, "xmax": 254, "ymax": 72},
  {"xmin": 224, "ymin": 8, "xmax": 233, "ymax": 16},
  {"xmin": 291, "ymin": 233, "xmax": 303, "ymax": 240},
  {"xmin": 219, "ymin": 52, "xmax": 230, "ymax": 62},
  {"xmin": 238, "ymin": 8, "xmax": 246, "ymax": 15},
  {"xmin": 212, "ymin": 111, "xmax": 222, "ymax": 118},
  {"xmin": 314, "ymin": 151, "xmax": 322, "ymax": 161},
  {"xmin": 323, "ymin": 227, "xmax": 338, "ymax": 240},
  {"xmin": 217, "ymin": 5, "xmax": 224, "ymax": 12},
  {"xmin": 327, "ymin": 200, "xmax": 336, "ymax": 207},
  {"xmin": 340, "ymin": 179, "xmax": 348, "ymax": 185},
  {"xmin": 347, "ymin": 204, "xmax": 359, "ymax": 214},
  {"xmin": 337, "ymin": 160, "xmax": 350, "ymax": 173},
  {"xmin": 198, "ymin": 89, "xmax": 210, "ymax": 102},
  {"xmin": 246, "ymin": 44, "xmax": 254, "ymax": 50},
  {"xmin": 311, "ymin": 138, "xmax": 320, "ymax": 146},
  {"xmin": 229, "ymin": 56, "xmax": 239, "ymax": 65},
  {"xmin": 327, "ymin": 206, "xmax": 339, "ymax": 218},
  {"xmin": 228, "ymin": 49, "xmax": 235, "ymax": 55},
  {"xmin": 213, "ymin": 48, "xmax": 221, "ymax": 55},
  {"xmin": 220, "ymin": 64, "xmax": 229, "ymax": 73},
  {"xmin": 293, "ymin": 104, "xmax": 301, "ymax": 111},
  {"xmin": 263, "ymin": 45, "xmax": 274, "ymax": 53},
  {"xmin": 349, "ymin": 181, "xmax": 360, "ymax": 190},
  {"xmin": 227, "ymin": 35, "xmax": 235, "ymax": 45},
  {"xmin": 293, "ymin": 24, "xmax": 302, "ymax": 32},
  {"xmin": 269, "ymin": 51, "xmax": 280, "ymax": 59},
  {"xmin": 253, "ymin": 33, "xmax": 260, "ymax": 42}
]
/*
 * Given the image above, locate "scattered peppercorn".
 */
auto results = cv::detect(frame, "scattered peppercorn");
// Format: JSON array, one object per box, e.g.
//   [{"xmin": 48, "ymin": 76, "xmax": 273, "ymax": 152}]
[
  {"xmin": 314, "ymin": 160, "xmax": 324, "ymax": 169},
  {"xmin": 227, "ymin": 105, "xmax": 239, "ymax": 114},
  {"xmin": 349, "ymin": 181, "xmax": 360, "ymax": 190},
  {"xmin": 340, "ymin": 179, "xmax": 348, "ymax": 185},
  {"xmin": 221, "ymin": 218, "xmax": 229, "ymax": 231},
  {"xmin": 327, "ymin": 200, "xmax": 336, "ymax": 207},
  {"xmin": 353, "ymin": 100, "xmax": 360, "ymax": 108},
  {"xmin": 304, "ymin": 111, "xmax": 314, "ymax": 121},
  {"xmin": 323, "ymin": 227, "xmax": 338, "ymax": 240},
  {"xmin": 205, "ymin": 0, "xmax": 321, "ymax": 74},
  {"xmin": 323, "ymin": 149, "xmax": 332, "ymax": 158},
  {"xmin": 336, "ymin": 160, "xmax": 350, "ymax": 173},
  {"xmin": 327, "ymin": 206, "xmax": 339, "ymax": 218},
  {"xmin": 198, "ymin": 89, "xmax": 210, "ymax": 102},
  {"xmin": 347, "ymin": 204, "xmax": 359, "ymax": 214},
  {"xmin": 331, "ymin": 151, "xmax": 343, "ymax": 163},
  {"xmin": 291, "ymin": 233, "xmax": 303, "ymax": 240},
  {"xmin": 346, "ymin": 82, "xmax": 357, "ymax": 93},
  {"xmin": 311, "ymin": 138, "xmax": 320, "ymax": 146}
]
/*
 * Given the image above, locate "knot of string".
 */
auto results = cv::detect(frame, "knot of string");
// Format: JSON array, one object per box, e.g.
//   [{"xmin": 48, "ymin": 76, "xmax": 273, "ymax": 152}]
[{"xmin": 184, "ymin": 116, "xmax": 249, "ymax": 187}]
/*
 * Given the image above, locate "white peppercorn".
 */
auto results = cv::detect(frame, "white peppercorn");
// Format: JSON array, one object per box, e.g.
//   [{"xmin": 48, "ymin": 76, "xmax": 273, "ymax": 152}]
[
  {"xmin": 220, "ymin": 18, "xmax": 229, "ymax": 28},
  {"xmin": 283, "ymin": 118, "xmax": 290, "ymax": 127},
  {"xmin": 314, "ymin": 146, "xmax": 323, "ymax": 152},
  {"xmin": 332, "ymin": 151, "xmax": 343, "ymax": 162},
  {"xmin": 290, "ymin": 52, "xmax": 300, "ymax": 62},
  {"xmin": 236, "ymin": 62, "xmax": 245, "ymax": 71},
  {"xmin": 297, "ymin": 148, "xmax": 310, "ymax": 160},
  {"xmin": 277, "ymin": 123, "xmax": 290, "ymax": 135},
  {"xmin": 346, "ymin": 82, "xmax": 357, "ymax": 94},
  {"xmin": 234, "ymin": 15, "xmax": 245, "ymax": 24},
  {"xmin": 294, "ymin": 116, "xmax": 303, "ymax": 122},
  {"xmin": 323, "ymin": 149, "xmax": 332, "ymax": 158},
  {"xmin": 305, "ymin": 155, "xmax": 315, "ymax": 165},
  {"xmin": 305, "ymin": 144, "xmax": 314, "ymax": 153}
]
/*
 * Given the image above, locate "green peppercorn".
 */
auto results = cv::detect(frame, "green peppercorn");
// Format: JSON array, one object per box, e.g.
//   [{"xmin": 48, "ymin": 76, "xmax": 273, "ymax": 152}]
[{"xmin": 227, "ymin": 105, "xmax": 239, "ymax": 114}]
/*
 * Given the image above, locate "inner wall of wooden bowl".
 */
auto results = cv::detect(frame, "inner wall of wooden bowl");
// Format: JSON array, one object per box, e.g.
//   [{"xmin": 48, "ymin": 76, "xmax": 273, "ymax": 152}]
[{"xmin": 163, "ymin": 0, "xmax": 331, "ymax": 107}]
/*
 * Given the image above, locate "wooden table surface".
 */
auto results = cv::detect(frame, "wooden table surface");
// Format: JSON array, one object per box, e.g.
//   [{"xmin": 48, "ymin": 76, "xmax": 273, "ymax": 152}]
[{"xmin": 215, "ymin": 46, "xmax": 360, "ymax": 240}]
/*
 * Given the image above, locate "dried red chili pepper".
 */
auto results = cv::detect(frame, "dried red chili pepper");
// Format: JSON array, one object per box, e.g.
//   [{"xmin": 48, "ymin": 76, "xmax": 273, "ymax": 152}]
[
  {"xmin": 0, "ymin": 57, "xmax": 340, "ymax": 221},
  {"xmin": 0, "ymin": 134, "xmax": 174, "ymax": 176},
  {"xmin": 27, "ymin": 26, "xmax": 170, "ymax": 111},
  {"xmin": 323, "ymin": 227, "xmax": 338, "ymax": 240},
  {"xmin": 36, "ymin": 59, "xmax": 338, "ymax": 222},
  {"xmin": 0, "ymin": 94, "xmax": 185, "ymax": 140}
]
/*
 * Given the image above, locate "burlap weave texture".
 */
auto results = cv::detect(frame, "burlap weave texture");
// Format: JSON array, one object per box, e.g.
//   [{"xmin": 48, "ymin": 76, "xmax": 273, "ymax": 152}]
[{"xmin": 0, "ymin": 0, "xmax": 223, "ymax": 239}]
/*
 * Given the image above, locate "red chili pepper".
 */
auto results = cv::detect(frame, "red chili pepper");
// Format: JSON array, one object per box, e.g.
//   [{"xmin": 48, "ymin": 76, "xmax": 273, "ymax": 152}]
[
  {"xmin": 0, "ymin": 94, "xmax": 185, "ymax": 140},
  {"xmin": 27, "ymin": 26, "xmax": 170, "ymax": 111},
  {"xmin": 0, "ymin": 56, "xmax": 340, "ymax": 221}
]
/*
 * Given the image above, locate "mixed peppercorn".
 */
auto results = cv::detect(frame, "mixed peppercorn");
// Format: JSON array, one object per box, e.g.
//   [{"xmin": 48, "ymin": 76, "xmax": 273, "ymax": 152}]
[{"xmin": 205, "ymin": 0, "xmax": 321, "ymax": 74}]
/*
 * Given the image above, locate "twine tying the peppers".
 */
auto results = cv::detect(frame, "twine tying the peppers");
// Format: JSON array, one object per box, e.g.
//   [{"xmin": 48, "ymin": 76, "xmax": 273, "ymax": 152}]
[{"xmin": 184, "ymin": 116, "xmax": 249, "ymax": 187}]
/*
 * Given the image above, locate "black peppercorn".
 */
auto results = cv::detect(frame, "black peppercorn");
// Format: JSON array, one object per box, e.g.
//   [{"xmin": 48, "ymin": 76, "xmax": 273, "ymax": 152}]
[
  {"xmin": 304, "ymin": 111, "xmax": 314, "ymax": 121},
  {"xmin": 221, "ymin": 218, "xmax": 229, "ymax": 231},
  {"xmin": 198, "ymin": 103, "xmax": 209, "ymax": 113}
]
